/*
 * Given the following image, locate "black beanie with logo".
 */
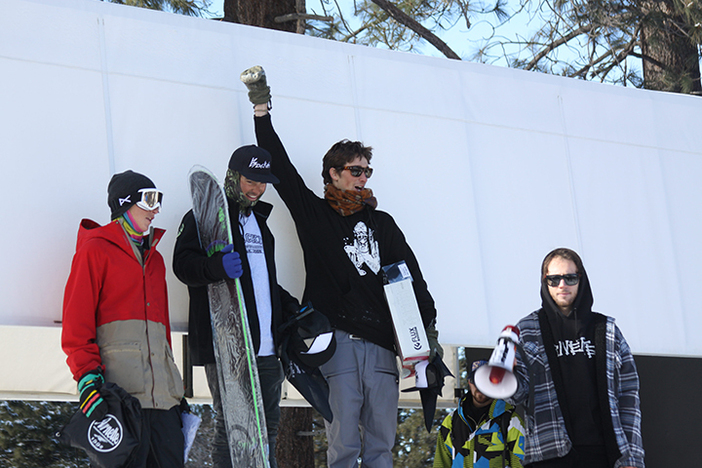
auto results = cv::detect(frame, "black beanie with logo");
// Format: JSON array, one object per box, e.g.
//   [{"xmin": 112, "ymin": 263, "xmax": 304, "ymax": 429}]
[{"xmin": 107, "ymin": 170, "xmax": 157, "ymax": 220}]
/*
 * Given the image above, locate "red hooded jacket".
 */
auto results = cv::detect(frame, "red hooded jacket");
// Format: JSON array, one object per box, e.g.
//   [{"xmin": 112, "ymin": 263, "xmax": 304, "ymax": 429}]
[{"xmin": 62, "ymin": 219, "xmax": 183, "ymax": 410}]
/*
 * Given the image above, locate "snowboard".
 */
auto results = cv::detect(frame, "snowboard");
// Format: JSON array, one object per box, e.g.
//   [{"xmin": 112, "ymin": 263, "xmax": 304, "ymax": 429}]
[{"xmin": 188, "ymin": 165, "xmax": 269, "ymax": 468}]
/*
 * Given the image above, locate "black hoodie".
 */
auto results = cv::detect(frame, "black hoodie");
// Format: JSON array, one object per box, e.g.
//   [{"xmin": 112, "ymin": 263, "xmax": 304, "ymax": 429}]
[{"xmin": 538, "ymin": 266, "xmax": 606, "ymax": 448}]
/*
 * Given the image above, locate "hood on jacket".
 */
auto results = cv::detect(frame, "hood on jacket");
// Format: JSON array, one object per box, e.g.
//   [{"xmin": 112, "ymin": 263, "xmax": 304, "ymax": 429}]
[
  {"xmin": 539, "ymin": 259, "xmax": 595, "ymax": 338},
  {"xmin": 75, "ymin": 219, "xmax": 164, "ymax": 254}
]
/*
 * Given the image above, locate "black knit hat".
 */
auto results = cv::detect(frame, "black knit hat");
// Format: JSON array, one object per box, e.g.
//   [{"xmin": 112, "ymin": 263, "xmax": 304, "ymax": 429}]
[
  {"xmin": 228, "ymin": 145, "xmax": 279, "ymax": 184},
  {"xmin": 107, "ymin": 170, "xmax": 157, "ymax": 219}
]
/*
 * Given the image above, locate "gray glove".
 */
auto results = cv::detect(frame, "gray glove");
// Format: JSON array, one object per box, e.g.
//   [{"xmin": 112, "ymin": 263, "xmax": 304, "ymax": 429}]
[
  {"xmin": 240, "ymin": 65, "xmax": 271, "ymax": 105},
  {"xmin": 426, "ymin": 321, "xmax": 444, "ymax": 360}
]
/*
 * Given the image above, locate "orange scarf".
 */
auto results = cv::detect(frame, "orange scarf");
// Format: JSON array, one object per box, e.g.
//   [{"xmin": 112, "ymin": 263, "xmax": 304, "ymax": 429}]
[{"xmin": 324, "ymin": 184, "xmax": 378, "ymax": 216}]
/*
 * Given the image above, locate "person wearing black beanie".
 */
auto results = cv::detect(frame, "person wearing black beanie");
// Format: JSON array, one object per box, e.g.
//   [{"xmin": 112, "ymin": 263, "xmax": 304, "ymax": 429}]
[
  {"xmin": 62, "ymin": 170, "xmax": 185, "ymax": 468},
  {"xmin": 107, "ymin": 170, "xmax": 158, "ymax": 220}
]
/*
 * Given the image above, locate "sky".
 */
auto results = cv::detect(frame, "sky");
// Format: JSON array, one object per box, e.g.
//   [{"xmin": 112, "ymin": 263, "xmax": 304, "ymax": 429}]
[{"xmin": 205, "ymin": 0, "xmax": 223, "ymax": 16}]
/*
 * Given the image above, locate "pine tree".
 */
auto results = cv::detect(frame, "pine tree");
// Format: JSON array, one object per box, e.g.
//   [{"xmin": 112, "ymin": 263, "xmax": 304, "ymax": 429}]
[
  {"xmin": 0, "ymin": 400, "xmax": 89, "ymax": 468},
  {"xmin": 305, "ymin": 0, "xmax": 701, "ymax": 93},
  {"xmin": 394, "ymin": 408, "xmax": 451, "ymax": 468}
]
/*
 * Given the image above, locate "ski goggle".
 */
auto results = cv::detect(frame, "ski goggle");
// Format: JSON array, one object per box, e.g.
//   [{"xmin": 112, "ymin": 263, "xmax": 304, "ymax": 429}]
[
  {"xmin": 340, "ymin": 165, "xmax": 373, "ymax": 178},
  {"xmin": 136, "ymin": 188, "xmax": 163, "ymax": 211},
  {"xmin": 545, "ymin": 274, "xmax": 580, "ymax": 287}
]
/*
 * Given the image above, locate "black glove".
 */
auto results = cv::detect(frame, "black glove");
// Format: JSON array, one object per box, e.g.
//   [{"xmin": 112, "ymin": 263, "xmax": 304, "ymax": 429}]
[
  {"xmin": 179, "ymin": 397, "xmax": 191, "ymax": 414},
  {"xmin": 78, "ymin": 370, "xmax": 108, "ymax": 421}
]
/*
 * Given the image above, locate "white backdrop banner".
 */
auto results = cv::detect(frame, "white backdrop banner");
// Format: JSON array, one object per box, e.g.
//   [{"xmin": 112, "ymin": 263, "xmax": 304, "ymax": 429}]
[{"xmin": 1, "ymin": 0, "xmax": 701, "ymax": 366}]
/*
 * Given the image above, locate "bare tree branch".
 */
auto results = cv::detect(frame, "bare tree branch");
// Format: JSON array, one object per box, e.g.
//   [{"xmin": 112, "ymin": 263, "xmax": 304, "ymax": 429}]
[
  {"xmin": 629, "ymin": 51, "xmax": 670, "ymax": 71},
  {"xmin": 526, "ymin": 24, "xmax": 593, "ymax": 70},
  {"xmin": 572, "ymin": 47, "xmax": 613, "ymax": 78},
  {"xmin": 369, "ymin": 0, "xmax": 462, "ymax": 60},
  {"xmin": 333, "ymin": 0, "xmax": 355, "ymax": 38},
  {"xmin": 276, "ymin": 13, "xmax": 334, "ymax": 23},
  {"xmin": 343, "ymin": 24, "xmax": 372, "ymax": 41},
  {"xmin": 594, "ymin": 39, "xmax": 638, "ymax": 82}
]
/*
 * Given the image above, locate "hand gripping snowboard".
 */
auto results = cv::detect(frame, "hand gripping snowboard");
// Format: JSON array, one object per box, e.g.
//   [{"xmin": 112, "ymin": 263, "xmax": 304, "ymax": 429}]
[{"xmin": 188, "ymin": 165, "xmax": 270, "ymax": 468}]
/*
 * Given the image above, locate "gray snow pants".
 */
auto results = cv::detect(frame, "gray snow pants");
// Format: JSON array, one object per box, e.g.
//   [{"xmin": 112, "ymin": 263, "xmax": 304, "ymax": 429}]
[{"xmin": 320, "ymin": 330, "xmax": 400, "ymax": 468}]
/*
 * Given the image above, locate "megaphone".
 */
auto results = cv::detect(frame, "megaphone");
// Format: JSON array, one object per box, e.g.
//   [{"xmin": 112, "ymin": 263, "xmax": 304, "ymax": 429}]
[{"xmin": 474, "ymin": 325, "xmax": 520, "ymax": 400}]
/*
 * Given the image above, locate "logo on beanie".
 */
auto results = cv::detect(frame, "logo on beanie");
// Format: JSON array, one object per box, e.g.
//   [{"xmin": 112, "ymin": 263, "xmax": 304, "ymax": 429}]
[
  {"xmin": 87, "ymin": 414, "xmax": 124, "ymax": 452},
  {"xmin": 249, "ymin": 158, "xmax": 270, "ymax": 170},
  {"xmin": 118, "ymin": 196, "xmax": 132, "ymax": 206}
]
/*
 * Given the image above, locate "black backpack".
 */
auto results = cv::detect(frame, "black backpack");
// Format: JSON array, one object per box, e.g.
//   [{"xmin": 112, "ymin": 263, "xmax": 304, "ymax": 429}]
[{"xmin": 58, "ymin": 382, "xmax": 142, "ymax": 468}]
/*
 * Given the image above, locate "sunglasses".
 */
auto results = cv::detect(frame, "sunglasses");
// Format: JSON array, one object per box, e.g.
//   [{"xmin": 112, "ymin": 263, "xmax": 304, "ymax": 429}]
[
  {"xmin": 136, "ymin": 188, "xmax": 163, "ymax": 211},
  {"xmin": 340, "ymin": 165, "xmax": 373, "ymax": 178},
  {"xmin": 545, "ymin": 274, "xmax": 580, "ymax": 287}
]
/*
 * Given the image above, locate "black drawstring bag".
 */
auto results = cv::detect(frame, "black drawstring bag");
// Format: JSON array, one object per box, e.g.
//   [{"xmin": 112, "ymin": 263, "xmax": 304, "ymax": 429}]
[
  {"xmin": 58, "ymin": 382, "xmax": 142, "ymax": 468},
  {"xmin": 277, "ymin": 303, "xmax": 336, "ymax": 422}
]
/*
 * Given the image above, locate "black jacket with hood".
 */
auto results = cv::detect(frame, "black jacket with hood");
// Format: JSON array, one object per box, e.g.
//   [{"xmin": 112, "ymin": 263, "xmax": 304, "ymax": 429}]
[
  {"xmin": 537, "ymin": 265, "xmax": 621, "ymax": 463},
  {"xmin": 173, "ymin": 199, "xmax": 299, "ymax": 366}
]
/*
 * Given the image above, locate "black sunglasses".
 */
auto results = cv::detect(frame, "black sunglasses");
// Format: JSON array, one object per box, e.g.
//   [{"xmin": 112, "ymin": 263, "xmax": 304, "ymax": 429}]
[
  {"xmin": 340, "ymin": 165, "xmax": 373, "ymax": 178},
  {"xmin": 545, "ymin": 274, "xmax": 580, "ymax": 287}
]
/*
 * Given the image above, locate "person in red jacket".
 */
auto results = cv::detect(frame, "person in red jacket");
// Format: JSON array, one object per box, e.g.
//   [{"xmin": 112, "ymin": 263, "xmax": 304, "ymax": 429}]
[{"xmin": 62, "ymin": 170, "xmax": 185, "ymax": 468}]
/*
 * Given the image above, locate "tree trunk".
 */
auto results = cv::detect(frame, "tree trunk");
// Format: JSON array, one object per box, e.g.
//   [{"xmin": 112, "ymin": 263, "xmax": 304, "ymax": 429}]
[
  {"xmin": 640, "ymin": 0, "xmax": 702, "ymax": 94},
  {"xmin": 223, "ymin": 0, "xmax": 299, "ymax": 33},
  {"xmin": 276, "ymin": 407, "xmax": 315, "ymax": 468}
]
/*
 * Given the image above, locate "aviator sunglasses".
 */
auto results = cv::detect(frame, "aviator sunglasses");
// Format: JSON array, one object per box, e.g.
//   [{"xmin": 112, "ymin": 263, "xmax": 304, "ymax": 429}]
[
  {"xmin": 545, "ymin": 274, "xmax": 580, "ymax": 287},
  {"xmin": 136, "ymin": 188, "xmax": 163, "ymax": 211},
  {"xmin": 340, "ymin": 165, "xmax": 373, "ymax": 178}
]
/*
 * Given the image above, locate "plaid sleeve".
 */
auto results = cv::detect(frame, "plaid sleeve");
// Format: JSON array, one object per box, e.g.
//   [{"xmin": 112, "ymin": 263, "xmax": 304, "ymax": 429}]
[
  {"xmin": 609, "ymin": 322, "xmax": 645, "ymax": 468},
  {"xmin": 509, "ymin": 312, "xmax": 572, "ymax": 464}
]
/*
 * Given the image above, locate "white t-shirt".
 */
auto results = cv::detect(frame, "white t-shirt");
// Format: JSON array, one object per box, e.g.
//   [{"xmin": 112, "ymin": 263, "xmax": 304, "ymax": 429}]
[{"xmin": 240, "ymin": 212, "xmax": 275, "ymax": 357}]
